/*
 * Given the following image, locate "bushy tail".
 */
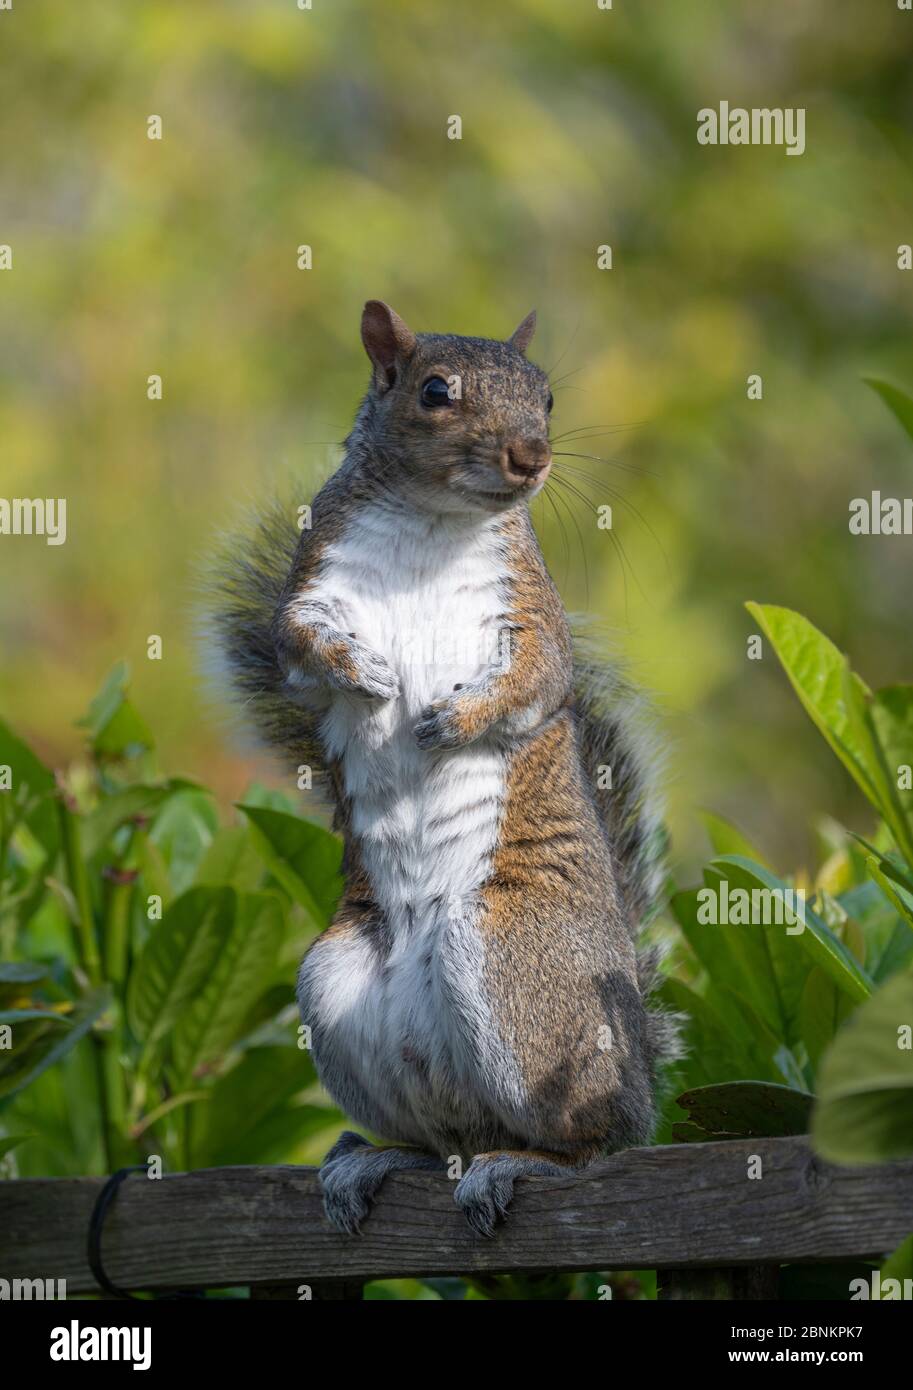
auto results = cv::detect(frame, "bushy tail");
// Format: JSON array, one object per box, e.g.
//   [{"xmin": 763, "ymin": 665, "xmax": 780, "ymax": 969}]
[
  {"xmin": 204, "ymin": 500, "xmax": 324, "ymax": 778},
  {"xmin": 572, "ymin": 633, "xmax": 684, "ymax": 1071},
  {"xmin": 572, "ymin": 637, "xmax": 666, "ymax": 927}
]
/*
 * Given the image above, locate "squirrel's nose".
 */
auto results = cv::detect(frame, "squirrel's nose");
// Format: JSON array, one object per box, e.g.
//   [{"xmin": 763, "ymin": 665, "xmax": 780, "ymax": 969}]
[{"xmin": 500, "ymin": 437, "xmax": 552, "ymax": 487}]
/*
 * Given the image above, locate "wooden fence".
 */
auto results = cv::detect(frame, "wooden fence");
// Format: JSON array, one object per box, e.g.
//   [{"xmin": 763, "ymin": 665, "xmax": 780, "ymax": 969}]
[{"xmin": 3, "ymin": 1135, "xmax": 912, "ymax": 1300}]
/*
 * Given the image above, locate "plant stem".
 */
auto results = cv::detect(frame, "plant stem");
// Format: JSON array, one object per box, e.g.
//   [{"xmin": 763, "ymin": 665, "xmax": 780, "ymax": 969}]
[
  {"xmin": 103, "ymin": 872, "xmax": 133, "ymax": 988},
  {"xmin": 57, "ymin": 800, "xmax": 101, "ymax": 986},
  {"xmin": 99, "ymin": 836, "xmax": 140, "ymax": 1169},
  {"xmin": 0, "ymin": 796, "xmax": 19, "ymax": 958}
]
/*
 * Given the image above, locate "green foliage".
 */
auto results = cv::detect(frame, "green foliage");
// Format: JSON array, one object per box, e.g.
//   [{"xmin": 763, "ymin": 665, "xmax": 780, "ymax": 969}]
[
  {"xmin": 880, "ymin": 1234, "xmax": 913, "ymax": 1289},
  {"xmin": 658, "ymin": 602, "xmax": 913, "ymax": 1295},
  {"xmin": 0, "ymin": 669, "xmax": 344, "ymax": 1180},
  {"xmin": 662, "ymin": 606, "xmax": 913, "ymax": 1174},
  {"xmin": 238, "ymin": 804, "xmax": 344, "ymax": 927},
  {"xmin": 747, "ymin": 603, "xmax": 913, "ymax": 866}
]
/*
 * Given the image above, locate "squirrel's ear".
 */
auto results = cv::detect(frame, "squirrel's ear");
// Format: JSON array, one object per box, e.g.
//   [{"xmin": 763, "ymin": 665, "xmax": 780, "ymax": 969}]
[
  {"xmin": 508, "ymin": 309, "xmax": 537, "ymax": 355},
  {"xmin": 361, "ymin": 300, "xmax": 417, "ymax": 389}
]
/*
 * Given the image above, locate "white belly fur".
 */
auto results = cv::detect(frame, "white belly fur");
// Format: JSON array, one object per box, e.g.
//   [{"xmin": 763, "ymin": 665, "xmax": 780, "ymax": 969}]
[
  {"xmin": 320, "ymin": 504, "xmax": 508, "ymax": 918},
  {"xmin": 297, "ymin": 504, "xmax": 526, "ymax": 1149}
]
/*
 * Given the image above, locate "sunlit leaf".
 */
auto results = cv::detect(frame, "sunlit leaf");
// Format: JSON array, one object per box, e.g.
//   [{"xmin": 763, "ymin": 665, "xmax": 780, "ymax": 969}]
[
  {"xmin": 127, "ymin": 886, "xmax": 234, "ymax": 1045},
  {"xmin": 172, "ymin": 892, "xmax": 283, "ymax": 1083},
  {"xmin": 238, "ymin": 804, "xmax": 342, "ymax": 926}
]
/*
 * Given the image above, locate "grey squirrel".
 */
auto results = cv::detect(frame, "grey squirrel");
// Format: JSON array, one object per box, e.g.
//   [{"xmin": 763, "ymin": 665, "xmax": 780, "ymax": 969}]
[{"xmin": 213, "ymin": 301, "xmax": 681, "ymax": 1236}]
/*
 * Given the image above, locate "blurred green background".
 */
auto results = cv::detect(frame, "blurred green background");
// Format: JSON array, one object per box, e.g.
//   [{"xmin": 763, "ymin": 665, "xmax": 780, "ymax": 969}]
[{"xmin": 3, "ymin": 0, "xmax": 913, "ymax": 879}]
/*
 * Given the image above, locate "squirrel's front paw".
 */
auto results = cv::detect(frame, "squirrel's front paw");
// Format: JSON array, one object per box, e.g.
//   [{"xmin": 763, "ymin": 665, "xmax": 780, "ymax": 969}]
[
  {"xmin": 414, "ymin": 688, "xmax": 484, "ymax": 750},
  {"xmin": 329, "ymin": 635, "xmax": 400, "ymax": 702}
]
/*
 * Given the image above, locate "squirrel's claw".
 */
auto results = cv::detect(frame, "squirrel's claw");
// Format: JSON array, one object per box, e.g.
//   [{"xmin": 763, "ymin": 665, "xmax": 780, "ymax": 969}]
[
  {"xmin": 331, "ymin": 640, "xmax": 401, "ymax": 702},
  {"xmin": 414, "ymin": 704, "xmax": 458, "ymax": 750},
  {"xmin": 454, "ymin": 1152, "xmax": 569, "ymax": 1237},
  {"xmin": 319, "ymin": 1130, "xmax": 376, "ymax": 1234},
  {"xmin": 319, "ymin": 1131, "xmax": 446, "ymax": 1236},
  {"xmin": 453, "ymin": 1156, "xmax": 517, "ymax": 1237},
  {"xmin": 414, "ymin": 694, "xmax": 478, "ymax": 750}
]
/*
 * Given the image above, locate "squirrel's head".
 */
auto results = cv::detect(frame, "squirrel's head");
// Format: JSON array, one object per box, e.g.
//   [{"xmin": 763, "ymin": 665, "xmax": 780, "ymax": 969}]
[{"xmin": 353, "ymin": 300, "xmax": 553, "ymax": 517}]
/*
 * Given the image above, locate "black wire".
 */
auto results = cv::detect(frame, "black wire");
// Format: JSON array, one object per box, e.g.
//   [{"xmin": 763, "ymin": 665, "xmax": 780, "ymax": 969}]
[{"xmin": 87, "ymin": 1165, "xmax": 206, "ymax": 1300}]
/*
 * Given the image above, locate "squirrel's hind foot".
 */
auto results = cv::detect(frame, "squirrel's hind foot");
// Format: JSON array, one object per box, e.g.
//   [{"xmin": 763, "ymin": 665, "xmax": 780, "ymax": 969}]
[
  {"xmin": 453, "ymin": 1151, "xmax": 576, "ymax": 1238},
  {"xmin": 319, "ymin": 1130, "xmax": 445, "ymax": 1235}
]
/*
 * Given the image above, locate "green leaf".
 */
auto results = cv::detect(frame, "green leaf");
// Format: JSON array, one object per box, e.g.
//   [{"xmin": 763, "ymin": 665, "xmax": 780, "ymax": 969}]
[
  {"xmin": 745, "ymin": 604, "xmax": 886, "ymax": 816},
  {"xmin": 866, "ymin": 856, "xmax": 913, "ymax": 932},
  {"xmin": 201, "ymin": 1103, "xmax": 335, "ymax": 1168},
  {"xmin": 669, "ymin": 1121, "xmax": 717, "ymax": 1143},
  {"xmin": 193, "ymin": 826, "xmax": 266, "ymax": 891},
  {"xmin": 0, "ymin": 719, "xmax": 59, "ymax": 860},
  {"xmin": 238, "ymin": 805, "xmax": 343, "ymax": 926},
  {"xmin": 872, "ymin": 921, "xmax": 913, "ymax": 983},
  {"xmin": 700, "ymin": 810, "xmax": 770, "ymax": 867},
  {"xmin": 701, "ymin": 857, "xmax": 815, "ymax": 1044},
  {"xmin": 0, "ymin": 961, "xmax": 48, "ymax": 990},
  {"xmin": 127, "ymin": 886, "xmax": 235, "ymax": 1045},
  {"xmin": 0, "ymin": 1134, "xmax": 33, "ymax": 1160},
  {"xmin": 0, "ymin": 988, "xmax": 110, "ymax": 1101},
  {"xmin": 864, "ymin": 377, "xmax": 913, "ymax": 444},
  {"xmin": 839, "ymin": 879, "xmax": 913, "ymax": 983},
  {"xmin": 880, "ymin": 1234, "xmax": 913, "ymax": 1287},
  {"xmin": 4, "ymin": 1039, "xmax": 103, "ymax": 1175},
  {"xmin": 1, "ymin": 1039, "xmax": 103, "ymax": 1178},
  {"xmin": 799, "ymin": 966, "xmax": 856, "ymax": 1071},
  {"xmin": 712, "ymin": 855, "xmax": 873, "ymax": 1004},
  {"xmin": 675, "ymin": 1081, "xmax": 813, "ymax": 1139},
  {"xmin": 149, "ymin": 790, "xmax": 219, "ymax": 893},
  {"xmin": 0, "ymin": 1008, "xmax": 71, "ymax": 1025},
  {"xmin": 658, "ymin": 973, "xmax": 783, "ymax": 1089},
  {"xmin": 172, "ymin": 893, "xmax": 283, "ymax": 1083},
  {"xmin": 81, "ymin": 779, "xmax": 197, "ymax": 858},
  {"xmin": 869, "ymin": 686, "xmax": 913, "ymax": 853},
  {"xmin": 812, "ymin": 969, "xmax": 913, "ymax": 1164},
  {"xmin": 79, "ymin": 662, "xmax": 131, "ymax": 736},
  {"xmin": 78, "ymin": 663, "xmax": 153, "ymax": 758},
  {"xmin": 0, "ymin": 967, "xmax": 53, "ymax": 1011},
  {"xmin": 671, "ymin": 869, "xmax": 815, "ymax": 1089},
  {"xmin": 851, "ymin": 832, "xmax": 913, "ymax": 896},
  {"xmin": 240, "ymin": 782, "xmax": 299, "ymax": 815},
  {"xmin": 235, "ymin": 983, "xmax": 298, "ymax": 1047},
  {"xmin": 191, "ymin": 1044, "xmax": 319, "ymax": 1167}
]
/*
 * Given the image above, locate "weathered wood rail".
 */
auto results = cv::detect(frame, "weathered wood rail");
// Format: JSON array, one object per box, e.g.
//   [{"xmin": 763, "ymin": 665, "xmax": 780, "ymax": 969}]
[{"xmin": 3, "ymin": 1136, "xmax": 912, "ymax": 1300}]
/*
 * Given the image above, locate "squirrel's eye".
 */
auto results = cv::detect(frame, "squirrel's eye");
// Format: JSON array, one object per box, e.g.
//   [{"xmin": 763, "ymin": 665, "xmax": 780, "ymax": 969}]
[
  {"xmin": 546, "ymin": 390, "xmax": 554, "ymax": 414},
  {"xmin": 421, "ymin": 376, "xmax": 452, "ymax": 408}
]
